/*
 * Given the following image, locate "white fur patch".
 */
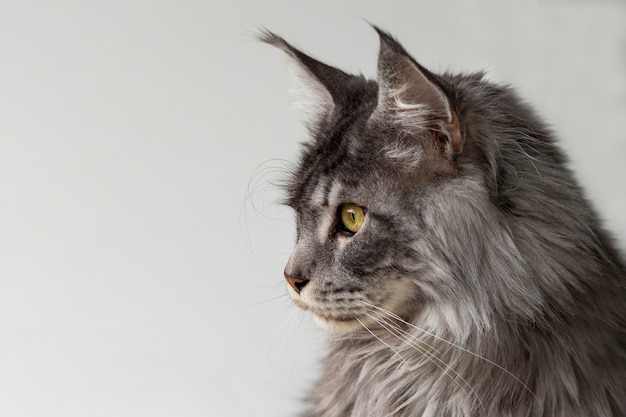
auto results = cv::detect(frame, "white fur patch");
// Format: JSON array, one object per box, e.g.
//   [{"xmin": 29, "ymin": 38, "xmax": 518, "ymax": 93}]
[
  {"xmin": 286, "ymin": 60, "xmax": 334, "ymax": 125},
  {"xmin": 383, "ymin": 141, "xmax": 424, "ymax": 169},
  {"xmin": 312, "ymin": 314, "xmax": 363, "ymax": 333},
  {"xmin": 313, "ymin": 179, "xmax": 341, "ymax": 244},
  {"xmin": 310, "ymin": 177, "xmax": 329, "ymax": 207},
  {"xmin": 326, "ymin": 179, "xmax": 342, "ymax": 207}
]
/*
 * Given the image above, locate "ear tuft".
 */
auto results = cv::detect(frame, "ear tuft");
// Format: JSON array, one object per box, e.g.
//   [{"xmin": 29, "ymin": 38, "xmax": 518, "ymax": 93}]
[
  {"xmin": 260, "ymin": 29, "xmax": 354, "ymax": 127},
  {"xmin": 257, "ymin": 29, "xmax": 299, "ymax": 59}
]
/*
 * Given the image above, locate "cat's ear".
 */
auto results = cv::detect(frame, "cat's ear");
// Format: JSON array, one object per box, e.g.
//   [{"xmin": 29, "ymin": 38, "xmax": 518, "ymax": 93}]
[
  {"xmin": 259, "ymin": 30, "xmax": 350, "ymax": 126},
  {"xmin": 373, "ymin": 27, "xmax": 462, "ymax": 155}
]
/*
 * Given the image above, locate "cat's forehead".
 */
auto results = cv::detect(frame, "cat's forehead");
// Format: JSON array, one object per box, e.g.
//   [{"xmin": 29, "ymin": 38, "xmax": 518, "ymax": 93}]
[
  {"xmin": 287, "ymin": 123, "xmax": 438, "ymax": 213},
  {"xmin": 288, "ymin": 157, "xmax": 375, "ymax": 210},
  {"xmin": 307, "ymin": 175, "xmax": 342, "ymax": 207},
  {"xmin": 288, "ymin": 138, "xmax": 402, "ymax": 213}
]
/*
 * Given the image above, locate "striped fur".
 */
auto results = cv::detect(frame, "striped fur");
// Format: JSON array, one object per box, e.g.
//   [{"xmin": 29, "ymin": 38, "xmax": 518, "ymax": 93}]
[{"xmin": 262, "ymin": 27, "xmax": 626, "ymax": 417}]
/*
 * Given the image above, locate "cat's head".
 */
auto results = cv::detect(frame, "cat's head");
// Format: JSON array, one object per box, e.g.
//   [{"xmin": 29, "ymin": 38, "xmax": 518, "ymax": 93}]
[{"xmin": 262, "ymin": 28, "xmax": 552, "ymax": 338}]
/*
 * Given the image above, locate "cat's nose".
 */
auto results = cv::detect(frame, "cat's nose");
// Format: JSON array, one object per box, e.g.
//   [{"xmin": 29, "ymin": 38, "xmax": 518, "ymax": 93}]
[{"xmin": 284, "ymin": 270, "xmax": 309, "ymax": 294}]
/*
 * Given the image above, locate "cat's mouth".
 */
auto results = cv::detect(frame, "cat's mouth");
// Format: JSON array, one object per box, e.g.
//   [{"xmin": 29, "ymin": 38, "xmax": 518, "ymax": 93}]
[
  {"xmin": 290, "ymin": 279, "xmax": 417, "ymax": 333},
  {"xmin": 295, "ymin": 297, "xmax": 400, "ymax": 333},
  {"xmin": 310, "ymin": 307, "xmax": 409, "ymax": 333},
  {"xmin": 291, "ymin": 296, "xmax": 370, "ymax": 332}
]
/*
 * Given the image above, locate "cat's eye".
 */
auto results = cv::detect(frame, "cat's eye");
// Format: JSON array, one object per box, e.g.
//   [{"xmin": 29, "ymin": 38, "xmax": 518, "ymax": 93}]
[{"xmin": 340, "ymin": 204, "xmax": 366, "ymax": 234}]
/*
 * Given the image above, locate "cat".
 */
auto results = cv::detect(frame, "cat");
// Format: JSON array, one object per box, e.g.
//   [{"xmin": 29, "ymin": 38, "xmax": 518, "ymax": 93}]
[{"xmin": 260, "ymin": 26, "xmax": 626, "ymax": 417}]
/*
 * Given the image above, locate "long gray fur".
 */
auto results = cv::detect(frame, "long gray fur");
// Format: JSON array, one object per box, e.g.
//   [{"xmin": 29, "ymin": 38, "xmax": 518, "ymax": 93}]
[{"xmin": 261, "ymin": 27, "xmax": 626, "ymax": 417}]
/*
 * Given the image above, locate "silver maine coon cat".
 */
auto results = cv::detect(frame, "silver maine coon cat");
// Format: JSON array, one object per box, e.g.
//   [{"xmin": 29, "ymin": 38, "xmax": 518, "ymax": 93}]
[{"xmin": 261, "ymin": 27, "xmax": 626, "ymax": 417}]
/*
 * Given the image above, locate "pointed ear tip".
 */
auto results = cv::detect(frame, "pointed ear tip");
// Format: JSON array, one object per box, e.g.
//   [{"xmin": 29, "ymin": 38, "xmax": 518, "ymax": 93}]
[
  {"xmin": 257, "ymin": 28, "xmax": 279, "ymax": 43},
  {"xmin": 369, "ymin": 25, "xmax": 393, "ymax": 44},
  {"xmin": 370, "ymin": 26, "xmax": 406, "ymax": 57},
  {"xmin": 257, "ymin": 28, "xmax": 292, "ymax": 53}
]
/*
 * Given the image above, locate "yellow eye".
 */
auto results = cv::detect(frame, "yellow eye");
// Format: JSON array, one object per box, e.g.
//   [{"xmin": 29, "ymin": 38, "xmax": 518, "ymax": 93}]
[{"xmin": 340, "ymin": 204, "xmax": 366, "ymax": 234}]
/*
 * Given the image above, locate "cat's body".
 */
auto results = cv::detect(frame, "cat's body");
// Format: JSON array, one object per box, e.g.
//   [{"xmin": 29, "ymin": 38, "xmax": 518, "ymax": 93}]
[{"xmin": 261, "ymin": 28, "xmax": 626, "ymax": 417}]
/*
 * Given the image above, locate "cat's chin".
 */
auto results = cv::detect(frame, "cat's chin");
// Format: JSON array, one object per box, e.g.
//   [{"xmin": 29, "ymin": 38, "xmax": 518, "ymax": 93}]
[{"xmin": 312, "ymin": 314, "xmax": 365, "ymax": 333}]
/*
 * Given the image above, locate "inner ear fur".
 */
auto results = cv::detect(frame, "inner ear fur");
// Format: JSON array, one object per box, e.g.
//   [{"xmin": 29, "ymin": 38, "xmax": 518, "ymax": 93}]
[{"xmin": 373, "ymin": 26, "xmax": 463, "ymax": 155}]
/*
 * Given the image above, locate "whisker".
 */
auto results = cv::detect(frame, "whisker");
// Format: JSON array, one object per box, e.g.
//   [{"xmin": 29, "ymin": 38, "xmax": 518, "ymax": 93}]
[
  {"xmin": 355, "ymin": 317, "xmax": 409, "ymax": 368},
  {"xmin": 273, "ymin": 304, "xmax": 305, "ymax": 354},
  {"xmin": 356, "ymin": 316, "xmax": 428, "ymax": 416},
  {"xmin": 250, "ymin": 292, "xmax": 290, "ymax": 307},
  {"xmin": 365, "ymin": 311, "xmax": 484, "ymax": 413},
  {"xmin": 240, "ymin": 158, "xmax": 294, "ymax": 251},
  {"xmin": 361, "ymin": 301, "xmax": 537, "ymax": 400}
]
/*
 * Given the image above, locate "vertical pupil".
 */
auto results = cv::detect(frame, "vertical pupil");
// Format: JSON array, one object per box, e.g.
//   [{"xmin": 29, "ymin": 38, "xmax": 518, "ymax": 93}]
[{"xmin": 341, "ymin": 205, "xmax": 364, "ymax": 233}]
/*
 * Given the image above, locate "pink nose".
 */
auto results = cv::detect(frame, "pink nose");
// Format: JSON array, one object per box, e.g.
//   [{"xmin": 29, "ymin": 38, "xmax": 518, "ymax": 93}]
[{"xmin": 284, "ymin": 271, "xmax": 309, "ymax": 294}]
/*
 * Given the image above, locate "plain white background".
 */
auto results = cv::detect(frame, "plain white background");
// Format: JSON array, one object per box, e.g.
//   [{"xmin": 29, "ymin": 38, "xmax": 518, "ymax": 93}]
[{"xmin": 1, "ymin": 1, "xmax": 625, "ymax": 416}]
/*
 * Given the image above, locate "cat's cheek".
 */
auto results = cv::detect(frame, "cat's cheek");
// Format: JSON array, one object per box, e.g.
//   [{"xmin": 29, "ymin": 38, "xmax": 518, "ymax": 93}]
[{"xmin": 376, "ymin": 279, "xmax": 420, "ymax": 321}]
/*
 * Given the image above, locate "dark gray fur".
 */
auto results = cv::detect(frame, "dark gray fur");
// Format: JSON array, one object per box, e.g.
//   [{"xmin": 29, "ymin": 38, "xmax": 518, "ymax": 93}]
[{"xmin": 261, "ymin": 27, "xmax": 626, "ymax": 417}]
